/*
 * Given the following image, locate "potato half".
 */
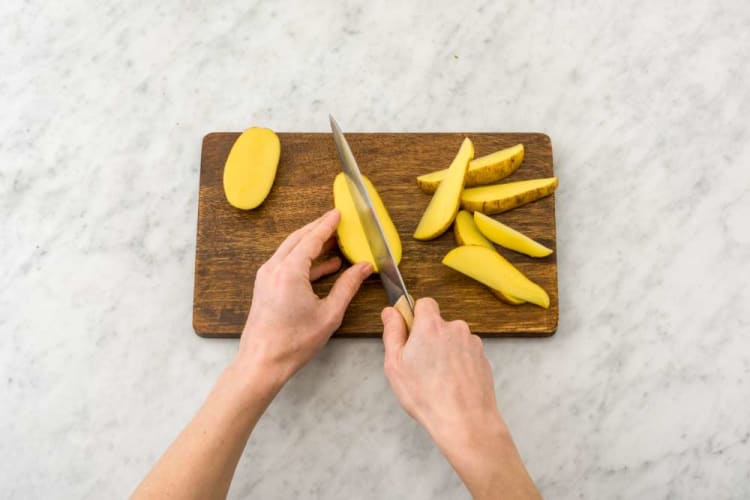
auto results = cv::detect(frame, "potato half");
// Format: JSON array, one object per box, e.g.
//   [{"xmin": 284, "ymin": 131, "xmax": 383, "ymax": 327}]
[
  {"xmin": 333, "ymin": 173, "xmax": 401, "ymax": 272},
  {"xmin": 223, "ymin": 127, "xmax": 281, "ymax": 210}
]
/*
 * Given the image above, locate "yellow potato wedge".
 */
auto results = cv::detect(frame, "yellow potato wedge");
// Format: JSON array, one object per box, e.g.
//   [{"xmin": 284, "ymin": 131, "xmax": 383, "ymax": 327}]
[
  {"xmin": 333, "ymin": 172, "xmax": 401, "ymax": 272},
  {"xmin": 460, "ymin": 177, "xmax": 558, "ymax": 214},
  {"xmin": 414, "ymin": 138, "xmax": 474, "ymax": 240},
  {"xmin": 453, "ymin": 211, "xmax": 525, "ymax": 304},
  {"xmin": 442, "ymin": 246, "xmax": 549, "ymax": 308},
  {"xmin": 416, "ymin": 143, "xmax": 524, "ymax": 193},
  {"xmin": 490, "ymin": 289, "xmax": 526, "ymax": 305},
  {"xmin": 223, "ymin": 127, "xmax": 281, "ymax": 209},
  {"xmin": 473, "ymin": 212, "xmax": 553, "ymax": 258},
  {"xmin": 453, "ymin": 210, "xmax": 494, "ymax": 249}
]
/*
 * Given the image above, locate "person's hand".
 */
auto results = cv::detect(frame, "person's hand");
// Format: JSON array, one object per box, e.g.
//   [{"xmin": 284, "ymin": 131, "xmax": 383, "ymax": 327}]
[
  {"xmin": 238, "ymin": 209, "xmax": 372, "ymax": 385},
  {"xmin": 381, "ymin": 298, "xmax": 540, "ymax": 499},
  {"xmin": 381, "ymin": 297, "xmax": 500, "ymax": 440}
]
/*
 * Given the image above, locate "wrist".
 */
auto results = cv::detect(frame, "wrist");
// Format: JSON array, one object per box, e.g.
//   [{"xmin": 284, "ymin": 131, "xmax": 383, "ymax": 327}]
[
  {"xmin": 223, "ymin": 351, "xmax": 289, "ymax": 406},
  {"xmin": 429, "ymin": 413, "xmax": 538, "ymax": 499},
  {"xmin": 428, "ymin": 410, "xmax": 510, "ymax": 455}
]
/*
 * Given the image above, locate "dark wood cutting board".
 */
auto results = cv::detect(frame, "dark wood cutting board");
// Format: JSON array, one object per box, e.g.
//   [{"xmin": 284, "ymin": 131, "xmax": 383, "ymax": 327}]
[{"xmin": 194, "ymin": 132, "xmax": 558, "ymax": 337}]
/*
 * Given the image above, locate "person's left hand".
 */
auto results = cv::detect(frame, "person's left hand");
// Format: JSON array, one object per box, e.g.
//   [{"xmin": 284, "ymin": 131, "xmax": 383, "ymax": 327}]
[{"xmin": 237, "ymin": 209, "xmax": 372, "ymax": 384}]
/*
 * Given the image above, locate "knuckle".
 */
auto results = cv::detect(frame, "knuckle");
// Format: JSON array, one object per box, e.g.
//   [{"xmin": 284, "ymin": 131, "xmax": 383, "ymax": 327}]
[
  {"xmin": 417, "ymin": 297, "xmax": 438, "ymax": 309},
  {"xmin": 256, "ymin": 263, "xmax": 271, "ymax": 279},
  {"xmin": 448, "ymin": 319, "xmax": 471, "ymax": 335},
  {"xmin": 324, "ymin": 308, "xmax": 343, "ymax": 329}
]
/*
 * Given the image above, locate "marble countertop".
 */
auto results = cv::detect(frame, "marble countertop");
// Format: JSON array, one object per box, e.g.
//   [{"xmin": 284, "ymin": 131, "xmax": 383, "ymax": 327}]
[{"xmin": 2, "ymin": 0, "xmax": 749, "ymax": 498}]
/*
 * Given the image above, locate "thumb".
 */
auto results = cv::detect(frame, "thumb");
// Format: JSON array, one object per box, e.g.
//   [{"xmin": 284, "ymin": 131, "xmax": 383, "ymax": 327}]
[
  {"xmin": 324, "ymin": 261, "xmax": 372, "ymax": 320},
  {"xmin": 381, "ymin": 307, "xmax": 407, "ymax": 358}
]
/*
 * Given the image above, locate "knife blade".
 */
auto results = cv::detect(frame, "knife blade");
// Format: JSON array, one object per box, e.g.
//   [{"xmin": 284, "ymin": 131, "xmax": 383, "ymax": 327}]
[{"xmin": 329, "ymin": 115, "xmax": 414, "ymax": 330}]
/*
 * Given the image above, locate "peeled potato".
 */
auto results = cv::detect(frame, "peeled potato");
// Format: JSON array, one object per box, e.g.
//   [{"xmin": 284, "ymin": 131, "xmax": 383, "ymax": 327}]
[
  {"xmin": 223, "ymin": 127, "xmax": 281, "ymax": 210},
  {"xmin": 413, "ymin": 138, "xmax": 474, "ymax": 240},
  {"xmin": 333, "ymin": 172, "xmax": 401, "ymax": 272},
  {"xmin": 416, "ymin": 144, "xmax": 524, "ymax": 194},
  {"xmin": 442, "ymin": 245, "xmax": 549, "ymax": 308}
]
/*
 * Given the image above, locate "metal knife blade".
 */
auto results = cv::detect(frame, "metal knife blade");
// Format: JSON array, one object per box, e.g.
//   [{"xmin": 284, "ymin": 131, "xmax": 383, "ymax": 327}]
[{"xmin": 329, "ymin": 115, "xmax": 414, "ymax": 316}]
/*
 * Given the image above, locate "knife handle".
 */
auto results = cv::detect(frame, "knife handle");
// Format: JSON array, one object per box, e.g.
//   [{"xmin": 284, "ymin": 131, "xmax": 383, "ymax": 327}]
[{"xmin": 393, "ymin": 294, "xmax": 414, "ymax": 332}]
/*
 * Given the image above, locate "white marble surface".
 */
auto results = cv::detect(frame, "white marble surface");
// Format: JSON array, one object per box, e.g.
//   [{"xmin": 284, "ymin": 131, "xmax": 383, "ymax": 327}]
[{"xmin": 2, "ymin": 0, "xmax": 749, "ymax": 498}]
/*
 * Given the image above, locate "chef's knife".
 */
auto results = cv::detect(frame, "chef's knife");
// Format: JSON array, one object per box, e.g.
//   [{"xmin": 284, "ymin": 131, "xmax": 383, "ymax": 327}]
[{"xmin": 329, "ymin": 115, "xmax": 415, "ymax": 330}]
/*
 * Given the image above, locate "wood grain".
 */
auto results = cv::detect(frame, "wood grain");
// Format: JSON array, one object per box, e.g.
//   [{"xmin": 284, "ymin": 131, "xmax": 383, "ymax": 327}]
[{"xmin": 193, "ymin": 133, "xmax": 558, "ymax": 337}]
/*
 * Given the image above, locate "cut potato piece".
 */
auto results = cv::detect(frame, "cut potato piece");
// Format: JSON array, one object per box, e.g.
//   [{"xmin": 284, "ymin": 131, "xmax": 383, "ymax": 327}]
[
  {"xmin": 454, "ymin": 210, "xmax": 494, "ymax": 249},
  {"xmin": 461, "ymin": 177, "xmax": 558, "ymax": 214},
  {"xmin": 442, "ymin": 246, "xmax": 549, "ymax": 308},
  {"xmin": 223, "ymin": 127, "xmax": 281, "ymax": 209},
  {"xmin": 414, "ymin": 138, "xmax": 474, "ymax": 240},
  {"xmin": 333, "ymin": 172, "xmax": 401, "ymax": 272},
  {"xmin": 491, "ymin": 289, "xmax": 526, "ymax": 305},
  {"xmin": 473, "ymin": 212, "xmax": 553, "ymax": 258},
  {"xmin": 453, "ymin": 211, "xmax": 525, "ymax": 305},
  {"xmin": 416, "ymin": 144, "xmax": 524, "ymax": 193}
]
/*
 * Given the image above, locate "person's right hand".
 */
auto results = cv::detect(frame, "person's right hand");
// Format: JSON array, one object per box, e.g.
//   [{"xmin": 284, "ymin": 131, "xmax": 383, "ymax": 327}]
[
  {"xmin": 381, "ymin": 297, "xmax": 500, "ymax": 441},
  {"xmin": 381, "ymin": 298, "xmax": 540, "ymax": 500}
]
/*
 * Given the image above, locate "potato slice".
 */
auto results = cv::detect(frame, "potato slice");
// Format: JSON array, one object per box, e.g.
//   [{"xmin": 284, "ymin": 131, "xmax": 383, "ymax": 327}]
[
  {"xmin": 223, "ymin": 127, "xmax": 281, "ymax": 209},
  {"xmin": 416, "ymin": 144, "xmax": 524, "ymax": 194},
  {"xmin": 442, "ymin": 245, "xmax": 549, "ymax": 308},
  {"xmin": 453, "ymin": 211, "xmax": 524, "ymax": 304},
  {"xmin": 473, "ymin": 212, "xmax": 553, "ymax": 258},
  {"xmin": 333, "ymin": 173, "xmax": 401, "ymax": 272},
  {"xmin": 414, "ymin": 138, "xmax": 474, "ymax": 240},
  {"xmin": 490, "ymin": 289, "xmax": 526, "ymax": 305},
  {"xmin": 454, "ymin": 210, "xmax": 494, "ymax": 249},
  {"xmin": 460, "ymin": 177, "xmax": 558, "ymax": 214}
]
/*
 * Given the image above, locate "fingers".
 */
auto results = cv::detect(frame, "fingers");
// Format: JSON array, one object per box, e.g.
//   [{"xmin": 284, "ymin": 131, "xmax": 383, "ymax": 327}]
[
  {"xmin": 288, "ymin": 210, "xmax": 342, "ymax": 265},
  {"xmin": 270, "ymin": 210, "xmax": 338, "ymax": 263},
  {"xmin": 414, "ymin": 297, "xmax": 440, "ymax": 318},
  {"xmin": 310, "ymin": 256, "xmax": 342, "ymax": 281},
  {"xmin": 409, "ymin": 297, "xmax": 442, "ymax": 337},
  {"xmin": 381, "ymin": 307, "xmax": 407, "ymax": 359},
  {"xmin": 323, "ymin": 262, "xmax": 373, "ymax": 323}
]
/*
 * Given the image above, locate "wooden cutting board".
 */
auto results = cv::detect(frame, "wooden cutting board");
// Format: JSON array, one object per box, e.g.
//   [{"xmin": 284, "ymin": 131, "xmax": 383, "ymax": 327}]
[{"xmin": 193, "ymin": 132, "xmax": 558, "ymax": 337}]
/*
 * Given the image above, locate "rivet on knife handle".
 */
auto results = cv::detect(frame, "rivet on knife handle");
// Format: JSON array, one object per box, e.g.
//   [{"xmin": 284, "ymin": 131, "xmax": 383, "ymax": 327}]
[{"xmin": 393, "ymin": 294, "xmax": 414, "ymax": 332}]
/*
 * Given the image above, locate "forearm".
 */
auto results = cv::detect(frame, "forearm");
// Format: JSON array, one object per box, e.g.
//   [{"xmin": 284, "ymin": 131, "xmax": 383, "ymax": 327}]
[
  {"xmin": 430, "ymin": 414, "xmax": 540, "ymax": 500},
  {"xmin": 133, "ymin": 356, "xmax": 284, "ymax": 499}
]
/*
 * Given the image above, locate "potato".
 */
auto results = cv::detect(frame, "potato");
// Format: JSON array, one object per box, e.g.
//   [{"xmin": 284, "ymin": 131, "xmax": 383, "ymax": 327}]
[
  {"xmin": 490, "ymin": 289, "xmax": 526, "ymax": 305},
  {"xmin": 453, "ymin": 210, "xmax": 494, "ymax": 249},
  {"xmin": 453, "ymin": 211, "xmax": 525, "ymax": 304},
  {"xmin": 416, "ymin": 143, "xmax": 524, "ymax": 194},
  {"xmin": 442, "ymin": 245, "xmax": 549, "ymax": 308},
  {"xmin": 460, "ymin": 177, "xmax": 558, "ymax": 214},
  {"xmin": 413, "ymin": 138, "xmax": 474, "ymax": 240},
  {"xmin": 223, "ymin": 127, "xmax": 281, "ymax": 209},
  {"xmin": 333, "ymin": 172, "xmax": 401, "ymax": 272},
  {"xmin": 473, "ymin": 212, "xmax": 552, "ymax": 258}
]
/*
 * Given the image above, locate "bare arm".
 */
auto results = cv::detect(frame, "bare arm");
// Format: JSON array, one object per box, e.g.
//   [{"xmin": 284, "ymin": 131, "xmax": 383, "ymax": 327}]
[
  {"xmin": 133, "ymin": 210, "xmax": 372, "ymax": 499},
  {"xmin": 381, "ymin": 298, "xmax": 540, "ymax": 500}
]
